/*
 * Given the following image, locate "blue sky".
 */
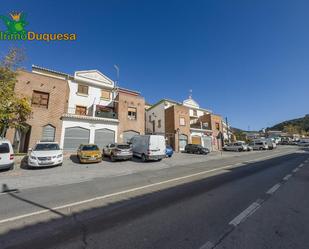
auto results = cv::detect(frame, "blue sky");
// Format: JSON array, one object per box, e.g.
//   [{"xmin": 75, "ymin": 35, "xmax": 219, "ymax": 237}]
[{"xmin": 1, "ymin": 0, "xmax": 309, "ymax": 130}]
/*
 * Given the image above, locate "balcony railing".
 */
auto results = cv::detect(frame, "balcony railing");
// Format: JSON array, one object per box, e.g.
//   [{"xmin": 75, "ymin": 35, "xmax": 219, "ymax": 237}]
[
  {"xmin": 95, "ymin": 110, "xmax": 118, "ymax": 119},
  {"xmin": 190, "ymin": 122, "xmax": 210, "ymax": 130},
  {"xmin": 65, "ymin": 105, "xmax": 118, "ymax": 120}
]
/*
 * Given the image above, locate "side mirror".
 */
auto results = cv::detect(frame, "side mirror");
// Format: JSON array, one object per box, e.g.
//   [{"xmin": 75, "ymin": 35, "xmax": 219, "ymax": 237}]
[{"xmin": 28, "ymin": 148, "xmax": 32, "ymax": 152}]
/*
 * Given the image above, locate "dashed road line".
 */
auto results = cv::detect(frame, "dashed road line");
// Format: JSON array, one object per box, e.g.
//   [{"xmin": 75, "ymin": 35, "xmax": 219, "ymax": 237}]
[
  {"xmin": 299, "ymin": 163, "xmax": 304, "ymax": 168},
  {"xmin": 229, "ymin": 201, "xmax": 261, "ymax": 226},
  {"xmin": 199, "ymin": 241, "xmax": 215, "ymax": 249},
  {"xmin": 292, "ymin": 168, "xmax": 299, "ymax": 173},
  {"xmin": 283, "ymin": 174, "xmax": 292, "ymax": 181},
  {"xmin": 266, "ymin": 183, "xmax": 281, "ymax": 195}
]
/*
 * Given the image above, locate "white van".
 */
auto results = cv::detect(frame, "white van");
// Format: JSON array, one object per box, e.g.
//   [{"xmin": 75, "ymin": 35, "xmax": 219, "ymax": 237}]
[
  {"xmin": 130, "ymin": 135, "xmax": 166, "ymax": 161},
  {"xmin": 249, "ymin": 140, "xmax": 269, "ymax": 150},
  {"xmin": 0, "ymin": 139, "xmax": 14, "ymax": 171},
  {"xmin": 265, "ymin": 138, "xmax": 276, "ymax": 149}
]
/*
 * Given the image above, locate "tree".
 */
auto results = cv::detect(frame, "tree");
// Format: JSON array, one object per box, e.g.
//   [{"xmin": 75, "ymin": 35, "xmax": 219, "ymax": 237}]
[{"xmin": 0, "ymin": 48, "xmax": 31, "ymax": 137}]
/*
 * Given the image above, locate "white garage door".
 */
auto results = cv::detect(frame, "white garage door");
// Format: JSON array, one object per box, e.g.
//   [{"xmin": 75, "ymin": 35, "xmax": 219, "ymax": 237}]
[
  {"xmin": 63, "ymin": 127, "xmax": 90, "ymax": 151},
  {"xmin": 203, "ymin": 136, "xmax": 212, "ymax": 151},
  {"xmin": 94, "ymin": 129, "xmax": 115, "ymax": 149}
]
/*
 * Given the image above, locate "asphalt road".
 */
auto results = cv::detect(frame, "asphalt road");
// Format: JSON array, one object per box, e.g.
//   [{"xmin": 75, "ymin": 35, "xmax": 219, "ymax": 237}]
[{"xmin": 0, "ymin": 146, "xmax": 308, "ymax": 249}]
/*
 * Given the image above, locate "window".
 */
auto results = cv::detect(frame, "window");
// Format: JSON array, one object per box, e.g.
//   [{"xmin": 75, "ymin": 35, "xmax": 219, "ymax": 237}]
[
  {"xmin": 179, "ymin": 117, "xmax": 186, "ymax": 126},
  {"xmin": 101, "ymin": 89, "xmax": 111, "ymax": 100},
  {"xmin": 0, "ymin": 143, "xmax": 9, "ymax": 153},
  {"xmin": 193, "ymin": 109, "xmax": 197, "ymax": 116},
  {"xmin": 42, "ymin": 124, "xmax": 55, "ymax": 142},
  {"xmin": 77, "ymin": 84, "xmax": 88, "ymax": 95},
  {"xmin": 32, "ymin": 91, "xmax": 49, "ymax": 108},
  {"xmin": 215, "ymin": 122, "xmax": 220, "ymax": 131},
  {"xmin": 128, "ymin": 107, "xmax": 137, "ymax": 120},
  {"xmin": 75, "ymin": 105, "xmax": 87, "ymax": 115},
  {"xmin": 149, "ymin": 115, "xmax": 152, "ymax": 122},
  {"xmin": 158, "ymin": 119, "xmax": 161, "ymax": 128}
]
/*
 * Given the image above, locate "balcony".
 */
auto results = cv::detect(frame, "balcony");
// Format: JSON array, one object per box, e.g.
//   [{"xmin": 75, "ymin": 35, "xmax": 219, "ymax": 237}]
[
  {"xmin": 190, "ymin": 121, "xmax": 210, "ymax": 130},
  {"xmin": 63, "ymin": 104, "xmax": 118, "ymax": 122}
]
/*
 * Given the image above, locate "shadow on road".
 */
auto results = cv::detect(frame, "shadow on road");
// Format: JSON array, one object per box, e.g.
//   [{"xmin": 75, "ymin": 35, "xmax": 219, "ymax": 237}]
[{"xmin": 2, "ymin": 184, "xmax": 66, "ymax": 218}]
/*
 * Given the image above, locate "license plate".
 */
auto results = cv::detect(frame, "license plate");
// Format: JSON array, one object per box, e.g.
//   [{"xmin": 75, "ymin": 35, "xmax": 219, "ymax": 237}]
[
  {"xmin": 89, "ymin": 157, "xmax": 97, "ymax": 160},
  {"xmin": 40, "ymin": 161, "xmax": 51, "ymax": 165}
]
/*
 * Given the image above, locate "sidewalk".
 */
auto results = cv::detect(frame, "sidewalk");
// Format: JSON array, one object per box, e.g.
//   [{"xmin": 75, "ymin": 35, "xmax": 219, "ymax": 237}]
[{"xmin": 216, "ymin": 159, "xmax": 309, "ymax": 249}]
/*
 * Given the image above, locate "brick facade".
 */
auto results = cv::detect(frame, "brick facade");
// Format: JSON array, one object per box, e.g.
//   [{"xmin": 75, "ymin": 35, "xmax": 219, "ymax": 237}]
[
  {"xmin": 165, "ymin": 105, "xmax": 190, "ymax": 152},
  {"xmin": 5, "ymin": 70, "xmax": 69, "ymax": 152},
  {"xmin": 115, "ymin": 89, "xmax": 145, "ymax": 143},
  {"xmin": 210, "ymin": 114, "xmax": 223, "ymax": 151}
]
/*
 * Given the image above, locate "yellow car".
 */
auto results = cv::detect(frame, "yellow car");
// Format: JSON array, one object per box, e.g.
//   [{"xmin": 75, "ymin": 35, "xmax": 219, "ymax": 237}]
[{"xmin": 77, "ymin": 144, "xmax": 102, "ymax": 163}]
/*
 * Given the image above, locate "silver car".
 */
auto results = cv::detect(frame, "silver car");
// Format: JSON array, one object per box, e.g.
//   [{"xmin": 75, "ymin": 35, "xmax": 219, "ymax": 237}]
[
  {"xmin": 103, "ymin": 143, "xmax": 133, "ymax": 161},
  {"xmin": 223, "ymin": 142, "xmax": 252, "ymax": 152}
]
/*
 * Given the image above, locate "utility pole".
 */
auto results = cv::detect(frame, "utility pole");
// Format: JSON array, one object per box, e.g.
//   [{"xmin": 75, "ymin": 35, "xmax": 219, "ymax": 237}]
[
  {"xmin": 114, "ymin": 64, "xmax": 119, "ymax": 88},
  {"xmin": 226, "ymin": 117, "xmax": 230, "ymax": 143}
]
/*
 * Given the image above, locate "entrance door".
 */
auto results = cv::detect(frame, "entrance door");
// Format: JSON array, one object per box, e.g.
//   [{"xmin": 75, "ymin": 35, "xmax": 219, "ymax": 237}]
[
  {"xmin": 63, "ymin": 127, "xmax": 90, "ymax": 151},
  {"xmin": 179, "ymin": 134, "xmax": 188, "ymax": 151},
  {"xmin": 94, "ymin": 128, "xmax": 115, "ymax": 149}
]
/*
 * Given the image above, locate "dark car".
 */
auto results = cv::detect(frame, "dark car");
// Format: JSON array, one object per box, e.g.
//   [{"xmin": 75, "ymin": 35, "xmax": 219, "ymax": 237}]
[
  {"xmin": 103, "ymin": 143, "xmax": 133, "ymax": 161},
  {"xmin": 184, "ymin": 144, "xmax": 209, "ymax": 155}
]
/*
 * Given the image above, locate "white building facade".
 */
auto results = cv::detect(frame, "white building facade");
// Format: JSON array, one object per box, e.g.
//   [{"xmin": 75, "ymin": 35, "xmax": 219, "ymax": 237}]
[
  {"xmin": 182, "ymin": 97, "xmax": 214, "ymax": 151},
  {"xmin": 60, "ymin": 70, "xmax": 119, "ymax": 151}
]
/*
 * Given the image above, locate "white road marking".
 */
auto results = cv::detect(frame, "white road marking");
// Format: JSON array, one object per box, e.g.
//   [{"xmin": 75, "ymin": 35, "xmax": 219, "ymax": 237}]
[
  {"xmin": 0, "ymin": 163, "xmax": 245, "ymax": 224},
  {"xmin": 199, "ymin": 241, "xmax": 214, "ymax": 249},
  {"xmin": 299, "ymin": 163, "xmax": 304, "ymax": 168},
  {"xmin": 0, "ymin": 150, "xmax": 295, "ymax": 223},
  {"xmin": 266, "ymin": 183, "xmax": 281, "ymax": 195},
  {"xmin": 229, "ymin": 202, "xmax": 261, "ymax": 226},
  {"xmin": 292, "ymin": 168, "xmax": 299, "ymax": 173},
  {"xmin": 283, "ymin": 174, "xmax": 292, "ymax": 181}
]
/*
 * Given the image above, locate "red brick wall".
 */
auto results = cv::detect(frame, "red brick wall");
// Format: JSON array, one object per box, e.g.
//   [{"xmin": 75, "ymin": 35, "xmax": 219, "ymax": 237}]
[
  {"xmin": 115, "ymin": 91, "xmax": 145, "ymax": 142},
  {"xmin": 165, "ymin": 105, "xmax": 190, "ymax": 152},
  {"xmin": 5, "ymin": 70, "xmax": 69, "ymax": 151}
]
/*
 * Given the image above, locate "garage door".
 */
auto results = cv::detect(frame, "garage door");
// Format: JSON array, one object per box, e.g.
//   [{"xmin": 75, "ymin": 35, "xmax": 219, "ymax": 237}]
[
  {"xmin": 94, "ymin": 129, "xmax": 115, "ymax": 149},
  {"xmin": 63, "ymin": 127, "xmax": 90, "ymax": 151},
  {"xmin": 203, "ymin": 136, "xmax": 212, "ymax": 151},
  {"xmin": 192, "ymin": 136, "xmax": 201, "ymax": 145},
  {"xmin": 179, "ymin": 134, "xmax": 188, "ymax": 151},
  {"xmin": 123, "ymin": 130, "xmax": 139, "ymax": 143}
]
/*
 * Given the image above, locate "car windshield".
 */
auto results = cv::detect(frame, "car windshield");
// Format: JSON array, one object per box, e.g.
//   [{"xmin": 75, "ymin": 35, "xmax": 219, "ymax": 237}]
[
  {"xmin": 82, "ymin": 145, "xmax": 99, "ymax": 151},
  {"xmin": 0, "ymin": 143, "xmax": 9, "ymax": 153},
  {"xmin": 117, "ymin": 144, "xmax": 130, "ymax": 149},
  {"xmin": 34, "ymin": 143, "xmax": 60, "ymax": 151}
]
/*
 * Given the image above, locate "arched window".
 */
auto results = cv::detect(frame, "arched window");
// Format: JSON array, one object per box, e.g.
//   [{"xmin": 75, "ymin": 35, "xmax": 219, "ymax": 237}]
[{"xmin": 42, "ymin": 124, "xmax": 55, "ymax": 142}]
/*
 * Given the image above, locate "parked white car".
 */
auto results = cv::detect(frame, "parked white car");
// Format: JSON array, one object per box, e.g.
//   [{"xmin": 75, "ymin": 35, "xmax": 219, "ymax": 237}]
[
  {"xmin": 28, "ymin": 142, "xmax": 63, "ymax": 168},
  {"xmin": 223, "ymin": 141, "xmax": 252, "ymax": 152},
  {"xmin": 0, "ymin": 139, "xmax": 14, "ymax": 171},
  {"xmin": 249, "ymin": 140, "xmax": 269, "ymax": 150},
  {"xmin": 130, "ymin": 135, "xmax": 166, "ymax": 161}
]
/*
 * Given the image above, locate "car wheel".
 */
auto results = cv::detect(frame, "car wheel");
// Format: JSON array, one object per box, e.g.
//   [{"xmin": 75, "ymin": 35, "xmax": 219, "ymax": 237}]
[
  {"xmin": 168, "ymin": 155, "xmax": 172, "ymax": 158},
  {"xmin": 10, "ymin": 164, "xmax": 14, "ymax": 170},
  {"xmin": 111, "ymin": 154, "xmax": 116, "ymax": 162},
  {"xmin": 238, "ymin": 148, "xmax": 242, "ymax": 152},
  {"xmin": 141, "ymin": 154, "xmax": 147, "ymax": 162}
]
